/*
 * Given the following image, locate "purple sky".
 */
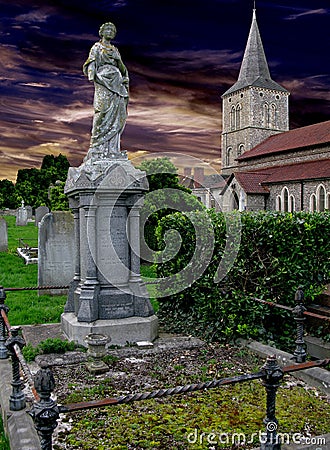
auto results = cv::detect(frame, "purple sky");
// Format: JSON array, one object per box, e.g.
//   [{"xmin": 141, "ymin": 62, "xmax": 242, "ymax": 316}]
[{"xmin": 0, "ymin": 0, "xmax": 329, "ymax": 181}]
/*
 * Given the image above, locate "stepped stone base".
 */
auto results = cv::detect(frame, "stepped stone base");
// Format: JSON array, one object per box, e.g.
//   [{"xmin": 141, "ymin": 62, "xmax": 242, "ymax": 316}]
[
  {"xmin": 61, "ymin": 312, "xmax": 158, "ymax": 347},
  {"xmin": 305, "ymin": 335, "xmax": 330, "ymax": 359}
]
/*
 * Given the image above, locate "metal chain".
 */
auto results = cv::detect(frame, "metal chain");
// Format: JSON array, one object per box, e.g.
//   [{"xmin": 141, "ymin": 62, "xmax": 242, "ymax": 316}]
[
  {"xmin": 62, "ymin": 359, "xmax": 329, "ymax": 413},
  {"xmin": 254, "ymin": 297, "xmax": 330, "ymax": 321},
  {"xmin": 4, "ymin": 285, "xmax": 69, "ymax": 291},
  {"xmin": 116, "ymin": 372, "xmax": 263, "ymax": 404}
]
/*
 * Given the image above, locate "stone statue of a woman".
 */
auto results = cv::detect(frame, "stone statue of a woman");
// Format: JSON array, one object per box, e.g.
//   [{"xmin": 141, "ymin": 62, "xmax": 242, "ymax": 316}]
[{"xmin": 83, "ymin": 22, "xmax": 129, "ymax": 160}]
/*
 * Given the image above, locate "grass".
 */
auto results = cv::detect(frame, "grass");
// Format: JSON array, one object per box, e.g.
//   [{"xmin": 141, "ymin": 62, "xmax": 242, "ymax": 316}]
[
  {"xmin": 1, "ymin": 215, "xmax": 329, "ymax": 449},
  {"xmin": 0, "ymin": 216, "xmax": 67, "ymax": 326},
  {"xmin": 0, "ymin": 215, "xmax": 157, "ymax": 324},
  {"xmin": 55, "ymin": 345, "xmax": 330, "ymax": 450},
  {"xmin": 0, "ymin": 415, "xmax": 10, "ymax": 450},
  {"xmin": 64, "ymin": 384, "xmax": 329, "ymax": 450}
]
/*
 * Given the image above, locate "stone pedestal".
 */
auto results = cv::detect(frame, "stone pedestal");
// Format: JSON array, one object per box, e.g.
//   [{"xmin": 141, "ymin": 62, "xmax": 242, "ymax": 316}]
[
  {"xmin": 62, "ymin": 156, "xmax": 158, "ymax": 346},
  {"xmin": 61, "ymin": 313, "xmax": 158, "ymax": 347}
]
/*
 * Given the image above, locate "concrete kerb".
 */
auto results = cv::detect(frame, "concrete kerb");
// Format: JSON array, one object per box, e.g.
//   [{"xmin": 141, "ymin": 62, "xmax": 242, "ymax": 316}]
[
  {"xmin": 238, "ymin": 338, "xmax": 330, "ymax": 396},
  {"xmin": 0, "ymin": 358, "xmax": 41, "ymax": 450},
  {"xmin": 241, "ymin": 340, "xmax": 330, "ymax": 450}
]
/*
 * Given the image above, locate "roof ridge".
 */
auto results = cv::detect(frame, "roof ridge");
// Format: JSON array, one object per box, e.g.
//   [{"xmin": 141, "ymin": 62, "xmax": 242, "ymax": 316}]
[{"xmin": 238, "ymin": 120, "xmax": 330, "ymax": 160}]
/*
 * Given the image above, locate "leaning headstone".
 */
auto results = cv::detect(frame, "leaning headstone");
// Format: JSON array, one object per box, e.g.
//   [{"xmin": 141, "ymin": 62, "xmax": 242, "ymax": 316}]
[
  {"xmin": 16, "ymin": 201, "xmax": 28, "ymax": 226},
  {"xmin": 35, "ymin": 206, "xmax": 49, "ymax": 226},
  {"xmin": 0, "ymin": 218, "xmax": 8, "ymax": 252},
  {"xmin": 26, "ymin": 205, "xmax": 33, "ymax": 220},
  {"xmin": 38, "ymin": 211, "xmax": 75, "ymax": 295}
]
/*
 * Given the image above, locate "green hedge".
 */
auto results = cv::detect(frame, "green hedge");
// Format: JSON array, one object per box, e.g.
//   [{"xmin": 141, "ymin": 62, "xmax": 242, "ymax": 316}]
[{"xmin": 155, "ymin": 210, "xmax": 330, "ymax": 348}]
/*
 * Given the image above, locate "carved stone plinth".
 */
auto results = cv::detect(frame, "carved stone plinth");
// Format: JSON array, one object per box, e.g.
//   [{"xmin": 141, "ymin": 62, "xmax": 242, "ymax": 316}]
[{"xmin": 62, "ymin": 157, "xmax": 158, "ymax": 346}]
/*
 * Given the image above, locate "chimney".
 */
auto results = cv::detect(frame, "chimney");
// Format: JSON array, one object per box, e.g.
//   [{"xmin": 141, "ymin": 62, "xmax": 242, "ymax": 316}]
[
  {"xmin": 184, "ymin": 167, "xmax": 191, "ymax": 177},
  {"xmin": 194, "ymin": 167, "xmax": 204, "ymax": 188}
]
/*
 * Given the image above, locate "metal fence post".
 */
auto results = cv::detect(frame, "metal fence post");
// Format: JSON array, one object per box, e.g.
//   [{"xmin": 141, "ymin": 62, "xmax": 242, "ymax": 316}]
[
  {"xmin": 260, "ymin": 355, "xmax": 283, "ymax": 450},
  {"xmin": 5, "ymin": 326, "xmax": 26, "ymax": 411},
  {"xmin": 292, "ymin": 286, "xmax": 307, "ymax": 363},
  {"xmin": 0, "ymin": 286, "xmax": 9, "ymax": 359},
  {"xmin": 28, "ymin": 362, "xmax": 60, "ymax": 450}
]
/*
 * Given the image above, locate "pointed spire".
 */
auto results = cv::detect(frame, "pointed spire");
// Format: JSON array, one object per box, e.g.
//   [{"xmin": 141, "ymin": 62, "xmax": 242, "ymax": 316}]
[
  {"xmin": 237, "ymin": 8, "xmax": 271, "ymax": 84},
  {"xmin": 223, "ymin": 9, "xmax": 288, "ymax": 96}
]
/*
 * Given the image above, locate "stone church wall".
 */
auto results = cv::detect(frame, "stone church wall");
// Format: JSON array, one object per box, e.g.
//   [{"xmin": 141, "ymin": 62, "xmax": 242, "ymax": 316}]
[
  {"xmin": 265, "ymin": 180, "xmax": 330, "ymax": 212},
  {"xmin": 246, "ymin": 194, "xmax": 266, "ymax": 211},
  {"xmin": 237, "ymin": 143, "xmax": 330, "ymax": 172}
]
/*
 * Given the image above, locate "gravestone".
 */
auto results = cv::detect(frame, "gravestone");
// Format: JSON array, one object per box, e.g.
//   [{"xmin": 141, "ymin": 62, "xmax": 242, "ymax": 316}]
[
  {"xmin": 61, "ymin": 22, "xmax": 158, "ymax": 347},
  {"xmin": 26, "ymin": 205, "xmax": 33, "ymax": 220},
  {"xmin": 16, "ymin": 201, "xmax": 28, "ymax": 226},
  {"xmin": 0, "ymin": 218, "xmax": 8, "ymax": 252},
  {"xmin": 35, "ymin": 206, "xmax": 49, "ymax": 226},
  {"xmin": 38, "ymin": 211, "xmax": 75, "ymax": 295}
]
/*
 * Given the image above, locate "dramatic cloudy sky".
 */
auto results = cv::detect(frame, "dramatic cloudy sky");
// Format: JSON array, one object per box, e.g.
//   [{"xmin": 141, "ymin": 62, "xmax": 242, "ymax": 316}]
[{"xmin": 0, "ymin": 0, "xmax": 329, "ymax": 181}]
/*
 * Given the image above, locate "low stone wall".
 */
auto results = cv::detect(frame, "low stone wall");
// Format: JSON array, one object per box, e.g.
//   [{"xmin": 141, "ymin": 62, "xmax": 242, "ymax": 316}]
[{"xmin": 0, "ymin": 210, "xmax": 16, "ymax": 216}]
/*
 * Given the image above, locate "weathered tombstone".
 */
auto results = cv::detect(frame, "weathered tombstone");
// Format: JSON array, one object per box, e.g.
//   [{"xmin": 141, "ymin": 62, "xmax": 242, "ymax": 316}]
[
  {"xmin": 38, "ymin": 211, "xmax": 75, "ymax": 295},
  {"xmin": 16, "ymin": 201, "xmax": 28, "ymax": 226},
  {"xmin": 61, "ymin": 22, "xmax": 158, "ymax": 347},
  {"xmin": 26, "ymin": 205, "xmax": 33, "ymax": 220},
  {"xmin": 35, "ymin": 206, "xmax": 49, "ymax": 226},
  {"xmin": 0, "ymin": 218, "xmax": 8, "ymax": 252}
]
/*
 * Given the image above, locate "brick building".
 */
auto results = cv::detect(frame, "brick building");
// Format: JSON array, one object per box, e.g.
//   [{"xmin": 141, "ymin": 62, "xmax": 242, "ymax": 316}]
[{"xmin": 217, "ymin": 9, "xmax": 330, "ymax": 212}]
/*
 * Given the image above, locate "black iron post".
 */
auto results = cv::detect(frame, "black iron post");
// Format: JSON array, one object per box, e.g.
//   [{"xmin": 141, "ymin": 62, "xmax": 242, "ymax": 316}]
[
  {"xmin": 292, "ymin": 286, "xmax": 307, "ymax": 363},
  {"xmin": 260, "ymin": 355, "xmax": 283, "ymax": 450},
  {"xmin": 5, "ymin": 326, "xmax": 26, "ymax": 411},
  {"xmin": 0, "ymin": 286, "xmax": 9, "ymax": 359},
  {"xmin": 28, "ymin": 362, "xmax": 60, "ymax": 450}
]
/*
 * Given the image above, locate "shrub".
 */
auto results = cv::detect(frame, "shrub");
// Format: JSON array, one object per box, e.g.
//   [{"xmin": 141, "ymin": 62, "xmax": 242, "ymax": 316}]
[
  {"xmin": 22, "ymin": 338, "xmax": 76, "ymax": 362},
  {"xmin": 155, "ymin": 210, "xmax": 330, "ymax": 349}
]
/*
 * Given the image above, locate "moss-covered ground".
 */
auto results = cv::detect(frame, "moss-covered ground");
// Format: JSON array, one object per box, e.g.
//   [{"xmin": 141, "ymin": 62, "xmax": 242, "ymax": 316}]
[{"xmin": 52, "ymin": 344, "xmax": 330, "ymax": 450}]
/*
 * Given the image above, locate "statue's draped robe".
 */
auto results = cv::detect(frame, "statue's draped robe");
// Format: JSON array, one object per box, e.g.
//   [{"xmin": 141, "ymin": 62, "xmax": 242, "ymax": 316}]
[{"xmin": 83, "ymin": 42, "xmax": 129, "ymax": 154}]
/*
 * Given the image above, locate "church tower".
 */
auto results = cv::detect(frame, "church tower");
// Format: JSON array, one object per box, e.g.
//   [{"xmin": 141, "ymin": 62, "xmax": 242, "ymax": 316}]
[{"xmin": 221, "ymin": 9, "xmax": 289, "ymax": 175}]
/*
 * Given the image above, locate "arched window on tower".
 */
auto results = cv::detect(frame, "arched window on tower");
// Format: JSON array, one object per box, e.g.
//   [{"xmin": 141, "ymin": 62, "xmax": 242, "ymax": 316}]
[
  {"xmin": 230, "ymin": 106, "xmax": 236, "ymax": 130},
  {"xmin": 237, "ymin": 144, "xmax": 245, "ymax": 157},
  {"xmin": 263, "ymin": 103, "xmax": 269, "ymax": 128},
  {"xmin": 327, "ymin": 193, "xmax": 330, "ymax": 210},
  {"xmin": 236, "ymin": 104, "xmax": 241, "ymax": 129},
  {"xmin": 270, "ymin": 103, "xmax": 277, "ymax": 128},
  {"xmin": 226, "ymin": 147, "xmax": 232, "ymax": 166}
]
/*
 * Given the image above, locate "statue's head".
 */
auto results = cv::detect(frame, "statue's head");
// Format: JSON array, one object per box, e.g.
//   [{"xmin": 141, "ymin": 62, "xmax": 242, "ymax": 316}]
[{"xmin": 99, "ymin": 22, "xmax": 117, "ymax": 39}]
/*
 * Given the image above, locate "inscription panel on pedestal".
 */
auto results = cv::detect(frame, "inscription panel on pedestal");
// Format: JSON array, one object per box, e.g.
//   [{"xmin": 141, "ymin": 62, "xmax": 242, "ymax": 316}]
[
  {"xmin": 98, "ymin": 292, "xmax": 134, "ymax": 319},
  {"xmin": 96, "ymin": 206, "xmax": 129, "ymax": 285}
]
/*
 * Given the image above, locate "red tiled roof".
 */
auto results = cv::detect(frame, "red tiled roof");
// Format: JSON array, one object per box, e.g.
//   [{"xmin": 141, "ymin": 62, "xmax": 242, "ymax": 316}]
[
  {"xmin": 260, "ymin": 159, "xmax": 330, "ymax": 183},
  {"xmin": 234, "ymin": 172, "xmax": 270, "ymax": 193},
  {"xmin": 238, "ymin": 120, "xmax": 330, "ymax": 160},
  {"xmin": 227, "ymin": 159, "xmax": 330, "ymax": 195}
]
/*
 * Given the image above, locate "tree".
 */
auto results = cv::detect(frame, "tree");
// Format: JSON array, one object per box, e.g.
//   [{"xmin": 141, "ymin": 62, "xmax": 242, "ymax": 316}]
[
  {"xmin": 41, "ymin": 154, "xmax": 70, "ymax": 184},
  {"xmin": 14, "ymin": 154, "xmax": 70, "ymax": 209},
  {"xmin": 0, "ymin": 179, "xmax": 19, "ymax": 209},
  {"xmin": 15, "ymin": 168, "xmax": 47, "ymax": 208},
  {"xmin": 48, "ymin": 181, "xmax": 69, "ymax": 211},
  {"xmin": 137, "ymin": 157, "xmax": 185, "ymax": 192},
  {"xmin": 137, "ymin": 157, "xmax": 203, "ymax": 257}
]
